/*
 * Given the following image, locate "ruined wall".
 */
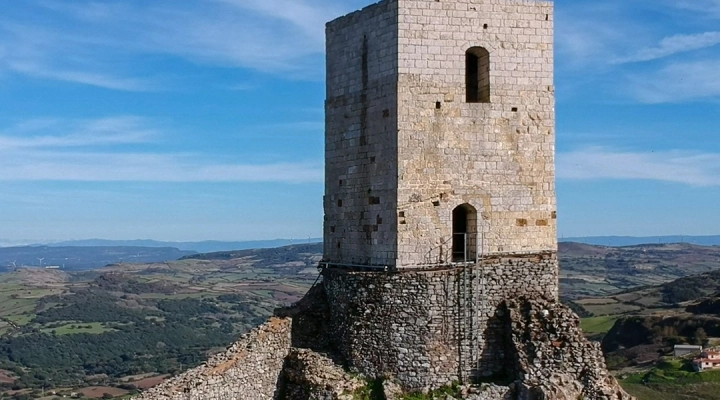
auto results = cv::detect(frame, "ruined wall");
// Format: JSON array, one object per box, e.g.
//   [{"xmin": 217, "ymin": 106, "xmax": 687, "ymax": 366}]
[
  {"xmin": 324, "ymin": 0, "xmax": 400, "ymax": 267},
  {"xmin": 132, "ymin": 318, "xmax": 291, "ymax": 400},
  {"xmin": 503, "ymin": 298, "xmax": 635, "ymax": 400},
  {"xmin": 322, "ymin": 254, "xmax": 558, "ymax": 390},
  {"xmin": 396, "ymin": 0, "xmax": 556, "ymax": 265}
]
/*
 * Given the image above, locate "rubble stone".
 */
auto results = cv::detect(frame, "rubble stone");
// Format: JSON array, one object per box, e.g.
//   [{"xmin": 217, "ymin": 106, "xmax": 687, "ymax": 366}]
[{"xmin": 133, "ymin": 290, "xmax": 633, "ymax": 400}]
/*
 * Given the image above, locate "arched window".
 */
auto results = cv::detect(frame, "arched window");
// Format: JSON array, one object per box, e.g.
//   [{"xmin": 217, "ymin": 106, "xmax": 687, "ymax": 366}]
[
  {"xmin": 452, "ymin": 204, "xmax": 478, "ymax": 262},
  {"xmin": 466, "ymin": 47, "xmax": 490, "ymax": 103}
]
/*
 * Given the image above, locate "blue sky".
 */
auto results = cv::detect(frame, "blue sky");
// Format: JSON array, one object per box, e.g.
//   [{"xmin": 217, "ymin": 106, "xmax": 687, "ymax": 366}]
[{"xmin": 0, "ymin": 0, "xmax": 719, "ymax": 245}]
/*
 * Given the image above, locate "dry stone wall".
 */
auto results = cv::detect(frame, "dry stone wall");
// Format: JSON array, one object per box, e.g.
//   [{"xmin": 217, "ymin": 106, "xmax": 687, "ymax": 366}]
[
  {"xmin": 322, "ymin": 253, "xmax": 558, "ymax": 390},
  {"xmin": 132, "ymin": 318, "xmax": 291, "ymax": 400}
]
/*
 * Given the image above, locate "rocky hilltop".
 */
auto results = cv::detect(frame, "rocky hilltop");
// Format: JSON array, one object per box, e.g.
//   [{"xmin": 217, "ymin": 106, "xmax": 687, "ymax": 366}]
[{"xmin": 133, "ymin": 283, "xmax": 633, "ymax": 400}]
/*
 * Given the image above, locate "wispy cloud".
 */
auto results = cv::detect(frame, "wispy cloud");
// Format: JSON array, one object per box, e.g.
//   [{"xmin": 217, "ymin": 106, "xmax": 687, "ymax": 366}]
[
  {"xmin": 555, "ymin": 3, "xmax": 651, "ymax": 69},
  {"xmin": 558, "ymin": 148, "xmax": 720, "ymax": 186},
  {"xmin": 554, "ymin": 0, "xmax": 720, "ymax": 104},
  {"xmin": 627, "ymin": 59, "xmax": 720, "ymax": 103},
  {"xmin": 0, "ymin": 21, "xmax": 158, "ymax": 91},
  {"xmin": 0, "ymin": 152, "xmax": 323, "ymax": 183},
  {"xmin": 614, "ymin": 32, "xmax": 720, "ymax": 63},
  {"xmin": 0, "ymin": 0, "xmax": 355, "ymax": 89},
  {"xmin": 0, "ymin": 117, "xmax": 322, "ymax": 183},
  {"xmin": 215, "ymin": 0, "xmax": 336, "ymax": 44},
  {"xmin": 669, "ymin": 0, "xmax": 720, "ymax": 18},
  {"xmin": 8, "ymin": 61, "xmax": 156, "ymax": 92},
  {"xmin": 0, "ymin": 117, "xmax": 157, "ymax": 149}
]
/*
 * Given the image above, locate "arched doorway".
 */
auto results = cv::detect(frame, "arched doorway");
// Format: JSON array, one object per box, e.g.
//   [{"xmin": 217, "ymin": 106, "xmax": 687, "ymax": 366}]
[{"xmin": 452, "ymin": 204, "xmax": 478, "ymax": 262}]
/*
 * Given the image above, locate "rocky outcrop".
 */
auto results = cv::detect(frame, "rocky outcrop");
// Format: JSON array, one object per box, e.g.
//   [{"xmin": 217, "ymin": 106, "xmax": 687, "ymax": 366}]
[
  {"xmin": 503, "ymin": 298, "xmax": 633, "ymax": 400},
  {"xmin": 133, "ymin": 284, "xmax": 633, "ymax": 400},
  {"xmin": 278, "ymin": 348, "xmax": 365, "ymax": 399}
]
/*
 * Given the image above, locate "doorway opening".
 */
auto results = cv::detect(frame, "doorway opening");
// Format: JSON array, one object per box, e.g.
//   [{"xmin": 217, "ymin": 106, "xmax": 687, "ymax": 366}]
[{"xmin": 452, "ymin": 204, "xmax": 478, "ymax": 262}]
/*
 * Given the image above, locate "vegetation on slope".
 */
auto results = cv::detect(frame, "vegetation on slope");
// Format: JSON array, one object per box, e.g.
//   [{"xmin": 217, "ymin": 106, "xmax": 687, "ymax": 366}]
[{"xmin": 0, "ymin": 245, "xmax": 318, "ymax": 398}]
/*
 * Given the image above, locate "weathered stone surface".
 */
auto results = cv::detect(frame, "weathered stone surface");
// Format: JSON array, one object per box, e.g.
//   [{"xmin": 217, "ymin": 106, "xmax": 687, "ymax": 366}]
[
  {"xmin": 323, "ymin": 0, "xmax": 556, "ymax": 268},
  {"xmin": 464, "ymin": 384, "xmax": 514, "ymax": 400},
  {"xmin": 131, "ymin": 318, "xmax": 291, "ymax": 400},
  {"xmin": 503, "ymin": 298, "xmax": 634, "ymax": 400},
  {"xmin": 133, "ymin": 290, "xmax": 633, "ymax": 400},
  {"xmin": 322, "ymin": 254, "xmax": 557, "ymax": 389},
  {"xmin": 279, "ymin": 348, "xmax": 364, "ymax": 400}
]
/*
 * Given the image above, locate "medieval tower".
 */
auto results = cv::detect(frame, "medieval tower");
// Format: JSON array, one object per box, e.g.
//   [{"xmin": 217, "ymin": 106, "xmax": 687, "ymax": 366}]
[
  {"xmin": 134, "ymin": 1, "xmax": 635, "ymax": 398},
  {"xmin": 321, "ymin": 0, "xmax": 558, "ymax": 389}
]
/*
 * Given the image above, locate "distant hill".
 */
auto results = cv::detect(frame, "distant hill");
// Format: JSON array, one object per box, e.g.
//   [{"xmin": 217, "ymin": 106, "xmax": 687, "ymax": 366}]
[
  {"xmin": 0, "ymin": 240, "xmax": 718, "ymax": 398},
  {"xmin": 559, "ymin": 242, "xmax": 720, "ymax": 299},
  {"xmin": 563, "ymin": 235, "xmax": 720, "ymax": 246},
  {"xmin": 597, "ymin": 270, "xmax": 720, "ymax": 364},
  {"xmin": 183, "ymin": 243, "xmax": 323, "ymax": 262},
  {"xmin": 0, "ymin": 246, "xmax": 196, "ymax": 270},
  {"xmin": 0, "ymin": 242, "xmax": 319, "ymax": 395},
  {"xmin": 41, "ymin": 238, "xmax": 323, "ymax": 253},
  {"xmin": 6, "ymin": 235, "xmax": 719, "ymax": 251}
]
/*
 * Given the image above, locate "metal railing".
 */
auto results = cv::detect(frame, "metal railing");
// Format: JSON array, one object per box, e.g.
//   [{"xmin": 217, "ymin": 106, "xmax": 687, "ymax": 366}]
[{"xmin": 424, "ymin": 232, "xmax": 479, "ymax": 265}]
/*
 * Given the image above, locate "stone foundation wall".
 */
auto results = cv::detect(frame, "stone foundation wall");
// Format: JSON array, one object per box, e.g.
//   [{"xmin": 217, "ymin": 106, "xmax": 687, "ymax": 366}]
[
  {"xmin": 322, "ymin": 252, "xmax": 558, "ymax": 390},
  {"xmin": 132, "ymin": 318, "xmax": 292, "ymax": 400}
]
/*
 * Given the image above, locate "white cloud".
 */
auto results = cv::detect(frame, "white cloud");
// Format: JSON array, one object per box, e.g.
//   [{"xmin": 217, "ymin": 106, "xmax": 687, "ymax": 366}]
[
  {"xmin": 555, "ymin": 3, "xmax": 651, "ymax": 69},
  {"xmin": 627, "ymin": 59, "xmax": 720, "ymax": 103},
  {"xmin": 614, "ymin": 32, "xmax": 720, "ymax": 63},
  {"xmin": 0, "ymin": 21, "xmax": 158, "ymax": 91},
  {"xmin": 0, "ymin": 151, "xmax": 322, "ymax": 183},
  {"xmin": 558, "ymin": 148, "xmax": 720, "ymax": 186},
  {"xmin": 0, "ymin": 117, "xmax": 322, "ymax": 183},
  {"xmin": 0, "ymin": 0, "xmax": 359, "ymax": 88},
  {"xmin": 669, "ymin": 0, "xmax": 720, "ymax": 18},
  {"xmin": 0, "ymin": 117, "xmax": 158, "ymax": 149},
  {"xmin": 215, "ymin": 0, "xmax": 337, "ymax": 44},
  {"xmin": 7, "ymin": 61, "xmax": 156, "ymax": 92}
]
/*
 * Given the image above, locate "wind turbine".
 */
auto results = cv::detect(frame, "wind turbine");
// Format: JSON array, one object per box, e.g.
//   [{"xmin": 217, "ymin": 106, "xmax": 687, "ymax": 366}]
[
  {"xmin": 10, "ymin": 261, "xmax": 16, "ymax": 268},
  {"xmin": 37, "ymin": 257, "xmax": 45, "ymax": 267}
]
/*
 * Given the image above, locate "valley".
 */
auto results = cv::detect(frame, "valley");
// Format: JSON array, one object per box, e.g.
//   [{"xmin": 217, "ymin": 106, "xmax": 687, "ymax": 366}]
[
  {"xmin": 0, "ymin": 241, "xmax": 719, "ymax": 399},
  {"xmin": 0, "ymin": 244, "xmax": 321, "ymax": 399}
]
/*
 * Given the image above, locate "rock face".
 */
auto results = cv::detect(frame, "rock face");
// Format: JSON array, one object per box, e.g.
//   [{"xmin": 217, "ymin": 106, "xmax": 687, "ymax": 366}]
[
  {"xmin": 503, "ymin": 299, "xmax": 634, "ymax": 400},
  {"xmin": 133, "ymin": 283, "xmax": 633, "ymax": 400}
]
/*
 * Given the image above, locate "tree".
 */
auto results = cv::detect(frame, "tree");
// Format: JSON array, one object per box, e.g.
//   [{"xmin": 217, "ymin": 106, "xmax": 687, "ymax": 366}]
[{"xmin": 694, "ymin": 327, "xmax": 708, "ymax": 346}]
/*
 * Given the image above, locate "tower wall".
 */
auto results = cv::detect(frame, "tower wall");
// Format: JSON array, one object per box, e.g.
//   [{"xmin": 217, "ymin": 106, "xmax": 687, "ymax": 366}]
[
  {"xmin": 322, "ymin": 0, "xmax": 559, "ymax": 390},
  {"xmin": 395, "ymin": 0, "xmax": 556, "ymax": 267},
  {"xmin": 323, "ymin": 254, "xmax": 558, "ymax": 390},
  {"xmin": 324, "ymin": 1, "xmax": 400, "ymax": 267}
]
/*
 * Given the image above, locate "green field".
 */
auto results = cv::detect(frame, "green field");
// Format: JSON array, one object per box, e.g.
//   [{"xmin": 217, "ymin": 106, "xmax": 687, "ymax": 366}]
[
  {"xmin": 621, "ymin": 382, "xmax": 720, "ymax": 400},
  {"xmin": 580, "ymin": 316, "xmax": 619, "ymax": 333},
  {"xmin": 620, "ymin": 359, "xmax": 720, "ymax": 400}
]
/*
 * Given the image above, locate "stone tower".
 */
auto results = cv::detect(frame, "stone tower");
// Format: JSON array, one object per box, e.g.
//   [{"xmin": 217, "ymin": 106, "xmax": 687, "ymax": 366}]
[
  {"xmin": 324, "ymin": 0, "xmax": 556, "ymax": 269},
  {"xmin": 130, "ymin": 1, "xmax": 634, "ymax": 398},
  {"xmin": 321, "ymin": 0, "xmax": 558, "ymax": 390}
]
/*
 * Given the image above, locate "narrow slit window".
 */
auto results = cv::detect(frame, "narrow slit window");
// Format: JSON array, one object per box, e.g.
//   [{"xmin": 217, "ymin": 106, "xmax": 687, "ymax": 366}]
[{"xmin": 466, "ymin": 47, "xmax": 490, "ymax": 103}]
